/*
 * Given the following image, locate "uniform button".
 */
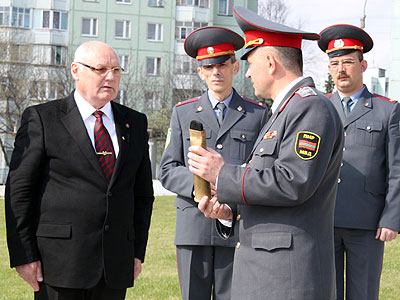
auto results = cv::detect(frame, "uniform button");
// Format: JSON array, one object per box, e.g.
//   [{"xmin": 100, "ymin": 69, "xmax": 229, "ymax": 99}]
[
  {"xmin": 248, "ymin": 159, "xmax": 252, "ymax": 164},
  {"xmin": 104, "ymin": 225, "xmax": 110, "ymax": 231},
  {"xmin": 366, "ymin": 125, "xmax": 371, "ymax": 131},
  {"xmin": 341, "ymin": 162, "xmax": 343, "ymax": 167},
  {"xmin": 216, "ymin": 144, "xmax": 223, "ymax": 150},
  {"xmin": 343, "ymin": 147, "xmax": 346, "ymax": 152},
  {"xmin": 338, "ymin": 178, "xmax": 341, "ymax": 184},
  {"xmin": 108, "ymin": 192, "xmax": 112, "ymax": 197},
  {"xmin": 236, "ymin": 242, "xmax": 241, "ymax": 249},
  {"xmin": 344, "ymin": 132, "xmax": 347, "ymax": 137},
  {"xmin": 236, "ymin": 214, "xmax": 241, "ymax": 221},
  {"xmin": 259, "ymin": 148, "xmax": 264, "ymax": 153},
  {"xmin": 241, "ymin": 134, "xmax": 246, "ymax": 140}
]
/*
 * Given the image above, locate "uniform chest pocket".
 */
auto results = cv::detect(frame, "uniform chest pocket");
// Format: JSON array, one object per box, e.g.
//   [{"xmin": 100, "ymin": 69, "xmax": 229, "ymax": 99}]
[
  {"xmin": 230, "ymin": 130, "xmax": 258, "ymax": 161},
  {"xmin": 251, "ymin": 139, "xmax": 277, "ymax": 169},
  {"xmin": 355, "ymin": 120, "xmax": 384, "ymax": 147}
]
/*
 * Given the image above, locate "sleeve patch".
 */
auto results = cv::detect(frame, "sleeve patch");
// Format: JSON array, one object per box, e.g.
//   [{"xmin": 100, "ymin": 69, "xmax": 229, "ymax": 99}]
[{"xmin": 295, "ymin": 131, "xmax": 321, "ymax": 160}]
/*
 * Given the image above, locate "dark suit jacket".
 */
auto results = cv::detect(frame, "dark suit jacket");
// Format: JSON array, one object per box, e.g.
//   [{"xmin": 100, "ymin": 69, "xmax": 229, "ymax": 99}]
[
  {"xmin": 327, "ymin": 88, "xmax": 400, "ymax": 231},
  {"xmin": 217, "ymin": 78, "xmax": 343, "ymax": 299},
  {"xmin": 5, "ymin": 93, "xmax": 154, "ymax": 289},
  {"xmin": 159, "ymin": 89, "xmax": 266, "ymax": 247}
]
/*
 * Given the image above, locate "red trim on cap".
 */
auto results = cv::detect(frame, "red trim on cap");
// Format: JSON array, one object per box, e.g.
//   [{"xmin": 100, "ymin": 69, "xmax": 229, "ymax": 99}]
[
  {"xmin": 244, "ymin": 30, "xmax": 302, "ymax": 49},
  {"xmin": 196, "ymin": 43, "xmax": 235, "ymax": 61},
  {"xmin": 327, "ymin": 38, "xmax": 364, "ymax": 53},
  {"xmin": 241, "ymin": 167, "xmax": 250, "ymax": 206}
]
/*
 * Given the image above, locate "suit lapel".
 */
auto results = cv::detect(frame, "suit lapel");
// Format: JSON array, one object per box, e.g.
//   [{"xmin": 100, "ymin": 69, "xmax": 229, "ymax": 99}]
[
  {"xmin": 329, "ymin": 92, "xmax": 347, "ymax": 123},
  {"xmin": 60, "ymin": 94, "xmax": 106, "ymax": 182},
  {"xmin": 217, "ymin": 90, "xmax": 245, "ymax": 140},
  {"xmin": 343, "ymin": 89, "xmax": 372, "ymax": 128},
  {"xmin": 108, "ymin": 102, "xmax": 130, "ymax": 187},
  {"xmin": 196, "ymin": 93, "xmax": 220, "ymax": 136}
]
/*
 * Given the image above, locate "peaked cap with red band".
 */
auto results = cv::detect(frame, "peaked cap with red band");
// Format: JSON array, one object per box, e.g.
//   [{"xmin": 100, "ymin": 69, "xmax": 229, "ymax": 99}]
[
  {"xmin": 184, "ymin": 26, "xmax": 244, "ymax": 66},
  {"xmin": 318, "ymin": 24, "xmax": 373, "ymax": 58},
  {"xmin": 233, "ymin": 6, "xmax": 320, "ymax": 60}
]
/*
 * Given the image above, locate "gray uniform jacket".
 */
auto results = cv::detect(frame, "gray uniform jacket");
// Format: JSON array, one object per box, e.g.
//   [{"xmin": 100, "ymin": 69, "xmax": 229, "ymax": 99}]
[
  {"xmin": 327, "ymin": 89, "xmax": 400, "ymax": 231},
  {"xmin": 159, "ymin": 89, "xmax": 267, "ymax": 247},
  {"xmin": 217, "ymin": 77, "xmax": 343, "ymax": 300}
]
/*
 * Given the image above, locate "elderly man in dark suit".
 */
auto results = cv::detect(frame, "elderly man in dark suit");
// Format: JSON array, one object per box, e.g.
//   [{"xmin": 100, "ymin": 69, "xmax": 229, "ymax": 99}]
[
  {"xmin": 189, "ymin": 7, "xmax": 344, "ymax": 300},
  {"xmin": 159, "ymin": 27, "xmax": 267, "ymax": 300},
  {"xmin": 5, "ymin": 41, "xmax": 154, "ymax": 300},
  {"xmin": 318, "ymin": 24, "xmax": 400, "ymax": 300}
]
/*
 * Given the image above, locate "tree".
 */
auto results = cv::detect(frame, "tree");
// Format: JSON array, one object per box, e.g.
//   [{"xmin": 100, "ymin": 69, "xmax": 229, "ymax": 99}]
[{"xmin": 323, "ymin": 73, "xmax": 335, "ymax": 94}]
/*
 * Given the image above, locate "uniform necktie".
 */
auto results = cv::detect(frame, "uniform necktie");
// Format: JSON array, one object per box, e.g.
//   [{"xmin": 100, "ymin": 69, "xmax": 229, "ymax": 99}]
[
  {"xmin": 216, "ymin": 102, "xmax": 226, "ymax": 126},
  {"xmin": 93, "ymin": 111, "xmax": 116, "ymax": 183},
  {"xmin": 342, "ymin": 97, "xmax": 353, "ymax": 117}
]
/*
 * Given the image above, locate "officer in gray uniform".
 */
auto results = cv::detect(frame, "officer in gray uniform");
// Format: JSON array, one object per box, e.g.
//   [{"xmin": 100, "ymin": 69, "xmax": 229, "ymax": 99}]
[
  {"xmin": 318, "ymin": 24, "xmax": 400, "ymax": 300},
  {"xmin": 158, "ymin": 26, "xmax": 267, "ymax": 300},
  {"xmin": 190, "ymin": 7, "xmax": 343, "ymax": 300}
]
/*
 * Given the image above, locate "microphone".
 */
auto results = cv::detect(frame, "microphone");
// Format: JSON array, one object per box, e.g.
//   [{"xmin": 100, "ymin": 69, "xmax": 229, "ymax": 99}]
[{"xmin": 189, "ymin": 120, "xmax": 212, "ymax": 203}]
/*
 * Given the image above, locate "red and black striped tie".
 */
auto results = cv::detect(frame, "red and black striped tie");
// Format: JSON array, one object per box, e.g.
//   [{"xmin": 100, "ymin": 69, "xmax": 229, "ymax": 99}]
[{"xmin": 93, "ymin": 110, "xmax": 116, "ymax": 183}]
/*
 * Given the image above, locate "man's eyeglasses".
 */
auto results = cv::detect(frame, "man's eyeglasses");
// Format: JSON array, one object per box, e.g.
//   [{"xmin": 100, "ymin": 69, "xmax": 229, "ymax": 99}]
[{"xmin": 76, "ymin": 62, "xmax": 124, "ymax": 76}]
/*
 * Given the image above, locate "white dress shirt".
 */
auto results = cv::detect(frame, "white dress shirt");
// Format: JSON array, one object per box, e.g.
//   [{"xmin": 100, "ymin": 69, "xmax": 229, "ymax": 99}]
[{"xmin": 74, "ymin": 90, "xmax": 119, "ymax": 157}]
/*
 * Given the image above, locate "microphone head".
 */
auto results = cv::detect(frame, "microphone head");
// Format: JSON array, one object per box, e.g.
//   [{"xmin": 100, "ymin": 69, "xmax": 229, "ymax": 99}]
[{"xmin": 190, "ymin": 120, "xmax": 203, "ymax": 131}]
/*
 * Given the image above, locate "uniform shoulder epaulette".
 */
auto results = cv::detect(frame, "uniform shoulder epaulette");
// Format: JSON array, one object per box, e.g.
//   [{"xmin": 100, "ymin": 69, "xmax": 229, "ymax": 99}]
[
  {"xmin": 175, "ymin": 96, "xmax": 200, "ymax": 107},
  {"xmin": 372, "ymin": 94, "xmax": 397, "ymax": 104},
  {"xmin": 241, "ymin": 96, "xmax": 266, "ymax": 108},
  {"xmin": 325, "ymin": 92, "xmax": 333, "ymax": 98},
  {"xmin": 295, "ymin": 86, "xmax": 318, "ymax": 98}
]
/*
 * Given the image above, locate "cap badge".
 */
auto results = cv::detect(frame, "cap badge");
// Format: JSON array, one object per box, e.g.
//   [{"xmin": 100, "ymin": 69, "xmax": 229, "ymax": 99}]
[
  {"xmin": 207, "ymin": 47, "xmax": 215, "ymax": 54},
  {"xmin": 334, "ymin": 39, "xmax": 345, "ymax": 49}
]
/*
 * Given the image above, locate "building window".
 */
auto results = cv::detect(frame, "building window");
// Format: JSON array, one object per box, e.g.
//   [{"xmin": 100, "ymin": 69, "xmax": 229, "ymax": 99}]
[
  {"xmin": 116, "ymin": 0, "xmax": 132, "ymax": 4},
  {"xmin": 119, "ymin": 55, "xmax": 129, "ymax": 72},
  {"xmin": 148, "ymin": 0, "xmax": 163, "ymax": 7},
  {"xmin": 115, "ymin": 90, "xmax": 126, "ymax": 105},
  {"xmin": 144, "ymin": 91, "xmax": 161, "ymax": 111},
  {"xmin": 177, "ymin": 0, "xmax": 209, "ymax": 8},
  {"xmin": 146, "ymin": 57, "xmax": 161, "ymax": 76},
  {"xmin": 175, "ymin": 55, "xmax": 197, "ymax": 74},
  {"xmin": 175, "ymin": 21, "xmax": 208, "ymax": 40},
  {"xmin": 51, "ymin": 46, "xmax": 65, "ymax": 65},
  {"xmin": 40, "ymin": 10, "xmax": 68, "ymax": 30},
  {"xmin": 147, "ymin": 23, "xmax": 163, "ymax": 41},
  {"xmin": 218, "ymin": 0, "xmax": 234, "ymax": 15},
  {"xmin": 115, "ymin": 20, "xmax": 131, "ymax": 39},
  {"xmin": 82, "ymin": 18, "xmax": 97, "ymax": 36},
  {"xmin": 0, "ymin": 6, "xmax": 30, "ymax": 28}
]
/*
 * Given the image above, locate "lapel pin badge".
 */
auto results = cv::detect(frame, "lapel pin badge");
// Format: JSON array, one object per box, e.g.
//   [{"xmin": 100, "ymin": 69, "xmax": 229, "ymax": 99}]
[
  {"xmin": 237, "ymin": 106, "xmax": 243, "ymax": 112},
  {"xmin": 197, "ymin": 106, "xmax": 203, "ymax": 112}
]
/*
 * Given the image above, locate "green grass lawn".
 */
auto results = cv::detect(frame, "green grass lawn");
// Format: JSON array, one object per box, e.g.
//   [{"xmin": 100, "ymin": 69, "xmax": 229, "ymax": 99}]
[{"xmin": 1, "ymin": 196, "xmax": 400, "ymax": 299}]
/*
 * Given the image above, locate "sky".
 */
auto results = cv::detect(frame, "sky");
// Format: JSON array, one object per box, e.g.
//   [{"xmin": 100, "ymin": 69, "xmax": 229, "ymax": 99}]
[{"xmin": 258, "ymin": 0, "xmax": 393, "ymax": 88}]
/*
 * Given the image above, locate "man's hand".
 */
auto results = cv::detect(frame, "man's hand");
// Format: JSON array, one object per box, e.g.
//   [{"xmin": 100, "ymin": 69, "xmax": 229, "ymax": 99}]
[
  {"xmin": 376, "ymin": 227, "xmax": 398, "ymax": 242},
  {"xmin": 16, "ymin": 261, "xmax": 43, "ymax": 291},
  {"xmin": 134, "ymin": 258, "xmax": 142, "ymax": 280},
  {"xmin": 188, "ymin": 146, "xmax": 225, "ymax": 186},
  {"xmin": 198, "ymin": 195, "xmax": 233, "ymax": 220}
]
